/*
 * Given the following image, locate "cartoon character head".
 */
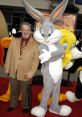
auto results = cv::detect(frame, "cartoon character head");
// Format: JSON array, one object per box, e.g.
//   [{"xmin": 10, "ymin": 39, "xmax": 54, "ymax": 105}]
[{"xmin": 22, "ymin": 0, "xmax": 68, "ymax": 45}]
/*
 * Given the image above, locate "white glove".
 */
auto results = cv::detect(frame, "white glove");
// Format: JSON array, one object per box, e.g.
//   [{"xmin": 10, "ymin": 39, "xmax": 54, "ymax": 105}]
[
  {"xmin": 71, "ymin": 47, "xmax": 82, "ymax": 59},
  {"xmin": 39, "ymin": 49, "xmax": 51, "ymax": 64}
]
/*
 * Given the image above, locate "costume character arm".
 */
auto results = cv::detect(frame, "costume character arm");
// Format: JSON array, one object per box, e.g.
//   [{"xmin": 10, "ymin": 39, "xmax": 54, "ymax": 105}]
[
  {"xmin": 51, "ymin": 45, "xmax": 65, "ymax": 58},
  {"xmin": 39, "ymin": 44, "xmax": 65, "ymax": 63}
]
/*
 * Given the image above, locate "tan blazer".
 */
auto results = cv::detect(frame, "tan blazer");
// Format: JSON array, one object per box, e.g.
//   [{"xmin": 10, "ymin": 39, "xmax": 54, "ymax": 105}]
[{"xmin": 5, "ymin": 36, "xmax": 39, "ymax": 81}]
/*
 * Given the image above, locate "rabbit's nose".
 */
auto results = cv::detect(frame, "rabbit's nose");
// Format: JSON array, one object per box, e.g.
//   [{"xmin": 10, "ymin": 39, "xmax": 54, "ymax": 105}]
[
  {"xmin": 44, "ymin": 34, "xmax": 49, "ymax": 38},
  {"xmin": 44, "ymin": 40, "xmax": 49, "ymax": 43}
]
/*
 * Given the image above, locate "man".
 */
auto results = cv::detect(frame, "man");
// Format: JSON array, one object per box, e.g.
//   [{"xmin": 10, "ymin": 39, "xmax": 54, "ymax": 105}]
[{"xmin": 4, "ymin": 22, "xmax": 39, "ymax": 113}]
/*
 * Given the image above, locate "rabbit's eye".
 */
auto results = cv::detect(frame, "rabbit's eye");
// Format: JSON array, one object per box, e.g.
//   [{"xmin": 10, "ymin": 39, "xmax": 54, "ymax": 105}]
[
  {"xmin": 48, "ymin": 34, "xmax": 51, "ymax": 36},
  {"xmin": 42, "ymin": 34, "xmax": 44, "ymax": 37}
]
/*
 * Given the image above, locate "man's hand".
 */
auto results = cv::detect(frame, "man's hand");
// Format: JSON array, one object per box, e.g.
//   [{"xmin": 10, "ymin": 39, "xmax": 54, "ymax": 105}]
[
  {"xmin": 39, "ymin": 49, "xmax": 51, "ymax": 64},
  {"xmin": 4, "ymin": 72, "xmax": 9, "ymax": 77},
  {"xmin": 25, "ymin": 73, "xmax": 32, "ymax": 81}
]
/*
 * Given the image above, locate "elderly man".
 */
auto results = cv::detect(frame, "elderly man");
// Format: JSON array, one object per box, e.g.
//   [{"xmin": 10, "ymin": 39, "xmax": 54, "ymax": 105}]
[{"xmin": 5, "ymin": 22, "xmax": 39, "ymax": 113}]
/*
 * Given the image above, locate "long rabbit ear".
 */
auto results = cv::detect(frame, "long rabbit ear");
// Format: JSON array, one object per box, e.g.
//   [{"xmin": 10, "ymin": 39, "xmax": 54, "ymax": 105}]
[
  {"xmin": 50, "ymin": 0, "xmax": 68, "ymax": 22},
  {"xmin": 22, "ymin": 0, "xmax": 44, "ymax": 22}
]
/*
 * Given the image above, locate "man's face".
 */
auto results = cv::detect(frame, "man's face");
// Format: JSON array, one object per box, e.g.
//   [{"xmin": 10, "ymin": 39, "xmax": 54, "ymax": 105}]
[{"xmin": 21, "ymin": 24, "xmax": 31, "ymax": 39}]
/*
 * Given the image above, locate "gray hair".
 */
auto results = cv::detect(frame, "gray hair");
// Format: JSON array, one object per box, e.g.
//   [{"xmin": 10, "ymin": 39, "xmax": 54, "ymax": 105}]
[{"xmin": 20, "ymin": 22, "xmax": 31, "ymax": 30}]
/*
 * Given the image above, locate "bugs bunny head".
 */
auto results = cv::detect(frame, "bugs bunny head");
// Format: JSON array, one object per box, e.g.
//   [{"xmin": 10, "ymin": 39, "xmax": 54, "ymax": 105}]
[{"xmin": 22, "ymin": 0, "xmax": 68, "ymax": 44}]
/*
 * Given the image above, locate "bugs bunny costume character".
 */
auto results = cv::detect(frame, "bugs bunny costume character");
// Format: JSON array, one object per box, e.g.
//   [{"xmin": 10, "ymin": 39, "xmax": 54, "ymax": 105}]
[{"xmin": 22, "ymin": 0, "xmax": 71, "ymax": 116}]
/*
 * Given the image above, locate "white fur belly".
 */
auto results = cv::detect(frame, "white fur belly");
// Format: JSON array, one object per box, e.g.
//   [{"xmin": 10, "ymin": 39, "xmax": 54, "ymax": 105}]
[{"xmin": 49, "ymin": 58, "xmax": 63, "ymax": 83}]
